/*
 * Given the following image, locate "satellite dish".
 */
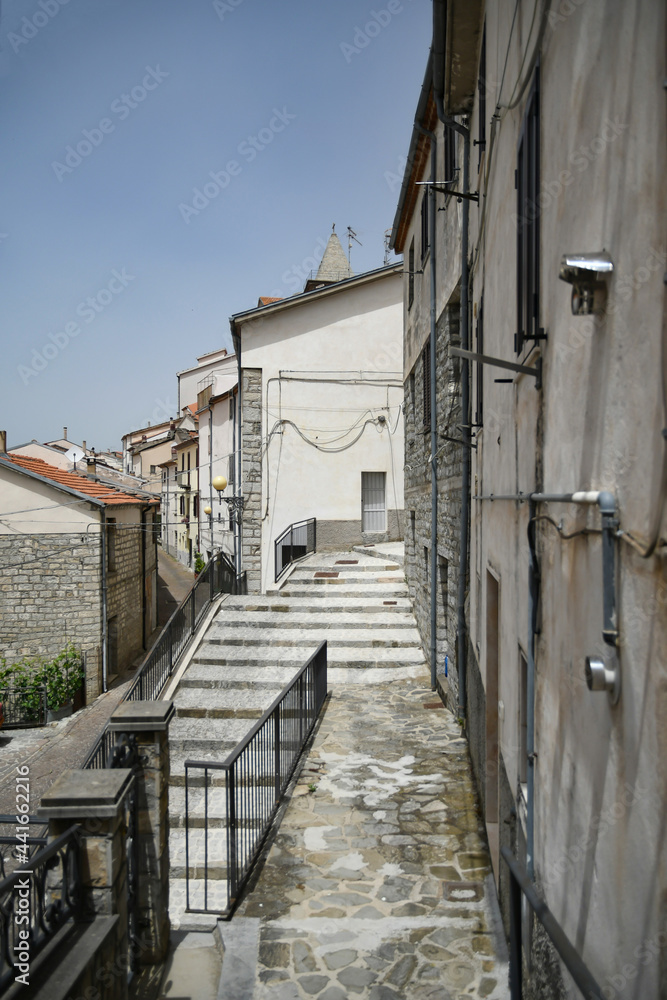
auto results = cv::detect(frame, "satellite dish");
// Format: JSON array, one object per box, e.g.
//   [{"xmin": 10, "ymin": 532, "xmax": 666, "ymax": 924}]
[{"xmin": 65, "ymin": 446, "xmax": 85, "ymax": 465}]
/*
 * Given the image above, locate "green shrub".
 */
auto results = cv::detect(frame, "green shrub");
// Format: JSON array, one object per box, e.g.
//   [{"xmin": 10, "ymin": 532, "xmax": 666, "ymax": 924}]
[
  {"xmin": 194, "ymin": 551, "xmax": 205, "ymax": 574},
  {"xmin": 0, "ymin": 643, "xmax": 85, "ymax": 719}
]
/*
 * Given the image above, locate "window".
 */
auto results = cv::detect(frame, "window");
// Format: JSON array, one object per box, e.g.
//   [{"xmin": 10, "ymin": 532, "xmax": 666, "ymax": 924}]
[
  {"xmin": 516, "ymin": 66, "xmax": 541, "ymax": 354},
  {"xmin": 439, "ymin": 555, "xmax": 449, "ymax": 625},
  {"xmin": 106, "ymin": 518, "xmax": 116, "ymax": 572},
  {"xmin": 477, "ymin": 24, "xmax": 487, "ymax": 171},
  {"xmin": 408, "ymin": 239, "xmax": 415, "ymax": 309},
  {"xmin": 420, "ymin": 191, "xmax": 429, "ymax": 260},
  {"xmin": 179, "ymin": 495, "xmax": 185, "ymax": 516},
  {"xmin": 361, "ymin": 472, "xmax": 386, "ymax": 532},
  {"xmin": 150, "ymin": 464, "xmax": 156, "ymax": 474},
  {"xmin": 475, "ymin": 297, "xmax": 484, "ymax": 426},
  {"xmin": 228, "ymin": 454, "xmax": 235, "ymax": 488},
  {"xmin": 422, "ymin": 339, "xmax": 431, "ymax": 429},
  {"xmin": 193, "ymin": 495, "xmax": 199, "ymax": 518}
]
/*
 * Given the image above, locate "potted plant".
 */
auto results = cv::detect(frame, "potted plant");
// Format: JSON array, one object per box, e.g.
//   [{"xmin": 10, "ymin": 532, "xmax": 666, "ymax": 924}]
[
  {"xmin": 194, "ymin": 551, "xmax": 205, "ymax": 577},
  {"xmin": 0, "ymin": 645, "xmax": 85, "ymax": 726}
]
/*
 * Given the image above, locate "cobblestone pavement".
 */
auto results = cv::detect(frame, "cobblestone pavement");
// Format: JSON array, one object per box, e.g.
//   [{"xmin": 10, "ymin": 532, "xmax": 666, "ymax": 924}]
[{"xmin": 235, "ymin": 674, "xmax": 509, "ymax": 999}]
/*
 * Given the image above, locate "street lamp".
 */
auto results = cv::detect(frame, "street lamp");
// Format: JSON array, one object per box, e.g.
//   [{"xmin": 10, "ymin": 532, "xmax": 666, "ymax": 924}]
[{"xmin": 213, "ymin": 475, "xmax": 245, "ymax": 523}]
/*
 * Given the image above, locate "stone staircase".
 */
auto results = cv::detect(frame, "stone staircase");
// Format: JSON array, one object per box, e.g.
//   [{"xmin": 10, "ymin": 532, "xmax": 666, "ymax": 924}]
[{"xmin": 167, "ymin": 548, "xmax": 426, "ymax": 928}]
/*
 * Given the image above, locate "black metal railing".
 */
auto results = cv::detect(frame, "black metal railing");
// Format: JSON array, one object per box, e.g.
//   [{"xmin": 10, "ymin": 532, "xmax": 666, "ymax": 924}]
[
  {"xmin": 184, "ymin": 640, "xmax": 328, "ymax": 916},
  {"xmin": 275, "ymin": 518, "xmax": 316, "ymax": 582},
  {"xmin": 0, "ymin": 815, "xmax": 48, "ymax": 881},
  {"xmin": 502, "ymin": 847, "xmax": 606, "ymax": 1000},
  {"xmin": 0, "ymin": 687, "xmax": 48, "ymax": 728},
  {"xmin": 83, "ymin": 551, "xmax": 245, "ymax": 770},
  {"xmin": 0, "ymin": 825, "xmax": 82, "ymax": 994}
]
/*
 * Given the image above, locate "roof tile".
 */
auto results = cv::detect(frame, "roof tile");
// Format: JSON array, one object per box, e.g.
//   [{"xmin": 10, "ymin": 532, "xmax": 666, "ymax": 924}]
[{"xmin": 4, "ymin": 455, "xmax": 158, "ymax": 507}]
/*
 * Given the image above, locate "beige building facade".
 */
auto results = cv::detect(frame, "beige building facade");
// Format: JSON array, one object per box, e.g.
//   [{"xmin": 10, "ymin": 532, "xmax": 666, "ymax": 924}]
[{"xmin": 393, "ymin": 2, "xmax": 666, "ymax": 996}]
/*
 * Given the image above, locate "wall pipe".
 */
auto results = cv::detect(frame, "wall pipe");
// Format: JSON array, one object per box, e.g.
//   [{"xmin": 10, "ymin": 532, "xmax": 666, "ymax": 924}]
[
  {"xmin": 416, "ymin": 121, "xmax": 439, "ymax": 691},
  {"xmin": 100, "ymin": 510, "xmax": 108, "ymax": 694}
]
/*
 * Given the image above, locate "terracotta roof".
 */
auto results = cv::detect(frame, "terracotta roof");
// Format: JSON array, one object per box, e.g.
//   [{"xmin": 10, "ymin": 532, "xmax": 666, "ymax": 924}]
[
  {"xmin": 258, "ymin": 296, "xmax": 283, "ymax": 306},
  {"xmin": 3, "ymin": 455, "xmax": 158, "ymax": 506}
]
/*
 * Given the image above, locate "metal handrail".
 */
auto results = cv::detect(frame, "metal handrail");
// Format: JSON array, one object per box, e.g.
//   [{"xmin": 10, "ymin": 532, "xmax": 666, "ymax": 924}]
[
  {"xmin": 501, "ymin": 847, "xmax": 606, "ymax": 1000},
  {"xmin": 83, "ymin": 550, "xmax": 245, "ymax": 770},
  {"xmin": 0, "ymin": 825, "xmax": 82, "ymax": 993},
  {"xmin": 274, "ymin": 517, "xmax": 316, "ymax": 582},
  {"xmin": 185, "ymin": 640, "xmax": 328, "ymax": 916}
]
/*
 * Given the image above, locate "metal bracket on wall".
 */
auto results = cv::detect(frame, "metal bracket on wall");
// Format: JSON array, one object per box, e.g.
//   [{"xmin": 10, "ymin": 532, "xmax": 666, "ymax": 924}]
[{"xmin": 450, "ymin": 347, "xmax": 542, "ymax": 390}]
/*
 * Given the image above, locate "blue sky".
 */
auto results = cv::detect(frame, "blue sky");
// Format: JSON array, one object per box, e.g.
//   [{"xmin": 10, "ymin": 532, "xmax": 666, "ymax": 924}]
[{"xmin": 1, "ymin": 0, "xmax": 431, "ymax": 451}]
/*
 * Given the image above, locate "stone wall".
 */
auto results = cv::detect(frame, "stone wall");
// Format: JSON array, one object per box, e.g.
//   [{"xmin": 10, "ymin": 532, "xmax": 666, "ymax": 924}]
[
  {"xmin": 404, "ymin": 303, "xmax": 462, "ymax": 710},
  {"xmin": 241, "ymin": 368, "xmax": 263, "ymax": 593},
  {"xmin": 107, "ymin": 520, "xmax": 145, "ymax": 675},
  {"xmin": 316, "ymin": 510, "xmax": 403, "ymax": 550},
  {"xmin": 0, "ymin": 532, "xmax": 103, "ymax": 701}
]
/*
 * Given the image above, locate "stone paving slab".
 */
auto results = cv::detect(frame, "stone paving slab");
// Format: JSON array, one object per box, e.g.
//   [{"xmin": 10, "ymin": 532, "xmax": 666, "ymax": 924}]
[
  {"xmin": 175, "ymin": 686, "xmax": 278, "ymax": 717},
  {"xmin": 234, "ymin": 675, "xmax": 509, "ymax": 999}
]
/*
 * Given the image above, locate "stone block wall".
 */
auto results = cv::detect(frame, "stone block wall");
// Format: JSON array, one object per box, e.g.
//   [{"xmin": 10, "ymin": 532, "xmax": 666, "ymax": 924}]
[
  {"xmin": 107, "ymin": 518, "xmax": 145, "ymax": 673},
  {"xmin": 404, "ymin": 303, "xmax": 462, "ymax": 710},
  {"xmin": 0, "ymin": 532, "xmax": 103, "ymax": 701},
  {"xmin": 241, "ymin": 368, "xmax": 263, "ymax": 593}
]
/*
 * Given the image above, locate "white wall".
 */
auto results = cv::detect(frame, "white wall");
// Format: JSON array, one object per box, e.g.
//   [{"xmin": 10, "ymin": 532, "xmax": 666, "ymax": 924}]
[{"xmin": 0, "ymin": 465, "xmax": 100, "ymax": 534}]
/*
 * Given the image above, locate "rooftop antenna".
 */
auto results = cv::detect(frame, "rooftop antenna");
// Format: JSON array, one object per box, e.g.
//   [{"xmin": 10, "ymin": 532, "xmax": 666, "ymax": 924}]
[
  {"xmin": 346, "ymin": 226, "xmax": 362, "ymax": 273},
  {"xmin": 383, "ymin": 229, "xmax": 392, "ymax": 266}
]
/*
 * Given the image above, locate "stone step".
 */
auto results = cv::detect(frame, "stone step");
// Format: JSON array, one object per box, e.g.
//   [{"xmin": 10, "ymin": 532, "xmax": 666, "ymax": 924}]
[
  {"xmin": 279, "ymin": 586, "xmax": 409, "ymax": 599},
  {"xmin": 210, "ymin": 608, "xmax": 416, "ymax": 627},
  {"xmin": 169, "ymin": 784, "xmax": 276, "ymax": 827},
  {"xmin": 282, "ymin": 577, "xmax": 407, "ymax": 590},
  {"xmin": 193, "ymin": 643, "xmax": 427, "ymax": 669},
  {"xmin": 174, "ymin": 687, "xmax": 277, "ymax": 719},
  {"xmin": 220, "ymin": 597, "xmax": 412, "ymax": 613},
  {"xmin": 288, "ymin": 560, "xmax": 400, "ymax": 573},
  {"xmin": 169, "ymin": 877, "xmax": 229, "ymax": 926},
  {"xmin": 170, "ymin": 716, "xmax": 254, "ymax": 755},
  {"xmin": 203, "ymin": 627, "xmax": 423, "ymax": 648},
  {"xmin": 178, "ymin": 664, "xmax": 294, "ymax": 689},
  {"xmin": 286, "ymin": 571, "xmax": 405, "ymax": 585}
]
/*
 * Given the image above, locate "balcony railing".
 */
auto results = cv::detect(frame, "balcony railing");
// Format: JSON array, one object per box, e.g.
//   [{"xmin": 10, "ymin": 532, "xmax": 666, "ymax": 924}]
[
  {"xmin": 275, "ymin": 518, "xmax": 316, "ymax": 582},
  {"xmin": 184, "ymin": 640, "xmax": 328, "ymax": 917}
]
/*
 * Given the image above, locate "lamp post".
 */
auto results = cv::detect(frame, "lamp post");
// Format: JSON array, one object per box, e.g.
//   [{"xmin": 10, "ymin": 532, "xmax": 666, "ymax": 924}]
[{"xmin": 212, "ymin": 475, "xmax": 245, "ymax": 579}]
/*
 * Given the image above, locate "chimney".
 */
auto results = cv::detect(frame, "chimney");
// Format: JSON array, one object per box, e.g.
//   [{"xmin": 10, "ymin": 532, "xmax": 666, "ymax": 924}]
[
  {"xmin": 63, "ymin": 426, "xmax": 68, "ymax": 440},
  {"xmin": 0, "ymin": 430, "xmax": 6, "ymax": 453},
  {"xmin": 82, "ymin": 440, "xmax": 87, "ymax": 453}
]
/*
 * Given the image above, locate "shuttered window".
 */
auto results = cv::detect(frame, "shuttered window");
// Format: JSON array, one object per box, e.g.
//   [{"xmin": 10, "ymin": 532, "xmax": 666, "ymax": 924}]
[{"xmin": 361, "ymin": 472, "xmax": 386, "ymax": 532}]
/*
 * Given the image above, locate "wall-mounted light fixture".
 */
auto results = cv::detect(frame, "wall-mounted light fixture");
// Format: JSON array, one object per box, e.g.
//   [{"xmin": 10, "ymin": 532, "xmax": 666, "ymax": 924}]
[
  {"xmin": 559, "ymin": 250, "xmax": 614, "ymax": 315},
  {"xmin": 585, "ymin": 653, "xmax": 620, "ymax": 705}
]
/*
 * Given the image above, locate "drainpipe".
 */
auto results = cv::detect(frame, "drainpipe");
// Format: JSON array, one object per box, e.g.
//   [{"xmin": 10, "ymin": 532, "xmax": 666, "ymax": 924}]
[
  {"xmin": 231, "ymin": 331, "xmax": 242, "ymax": 579},
  {"xmin": 416, "ymin": 123, "xmax": 438, "ymax": 692},
  {"xmin": 526, "ymin": 499, "xmax": 539, "ymax": 879},
  {"xmin": 209, "ymin": 402, "xmax": 214, "ymax": 553},
  {"xmin": 100, "ymin": 510, "xmax": 108, "ymax": 694},
  {"xmin": 432, "ymin": 38, "xmax": 471, "ymax": 718}
]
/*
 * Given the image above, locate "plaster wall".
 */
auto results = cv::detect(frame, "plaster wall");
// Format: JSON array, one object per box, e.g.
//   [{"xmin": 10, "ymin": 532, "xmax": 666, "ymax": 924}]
[
  {"xmin": 198, "ymin": 391, "xmax": 235, "ymax": 562},
  {"xmin": 464, "ymin": 0, "xmax": 666, "ymax": 993}
]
